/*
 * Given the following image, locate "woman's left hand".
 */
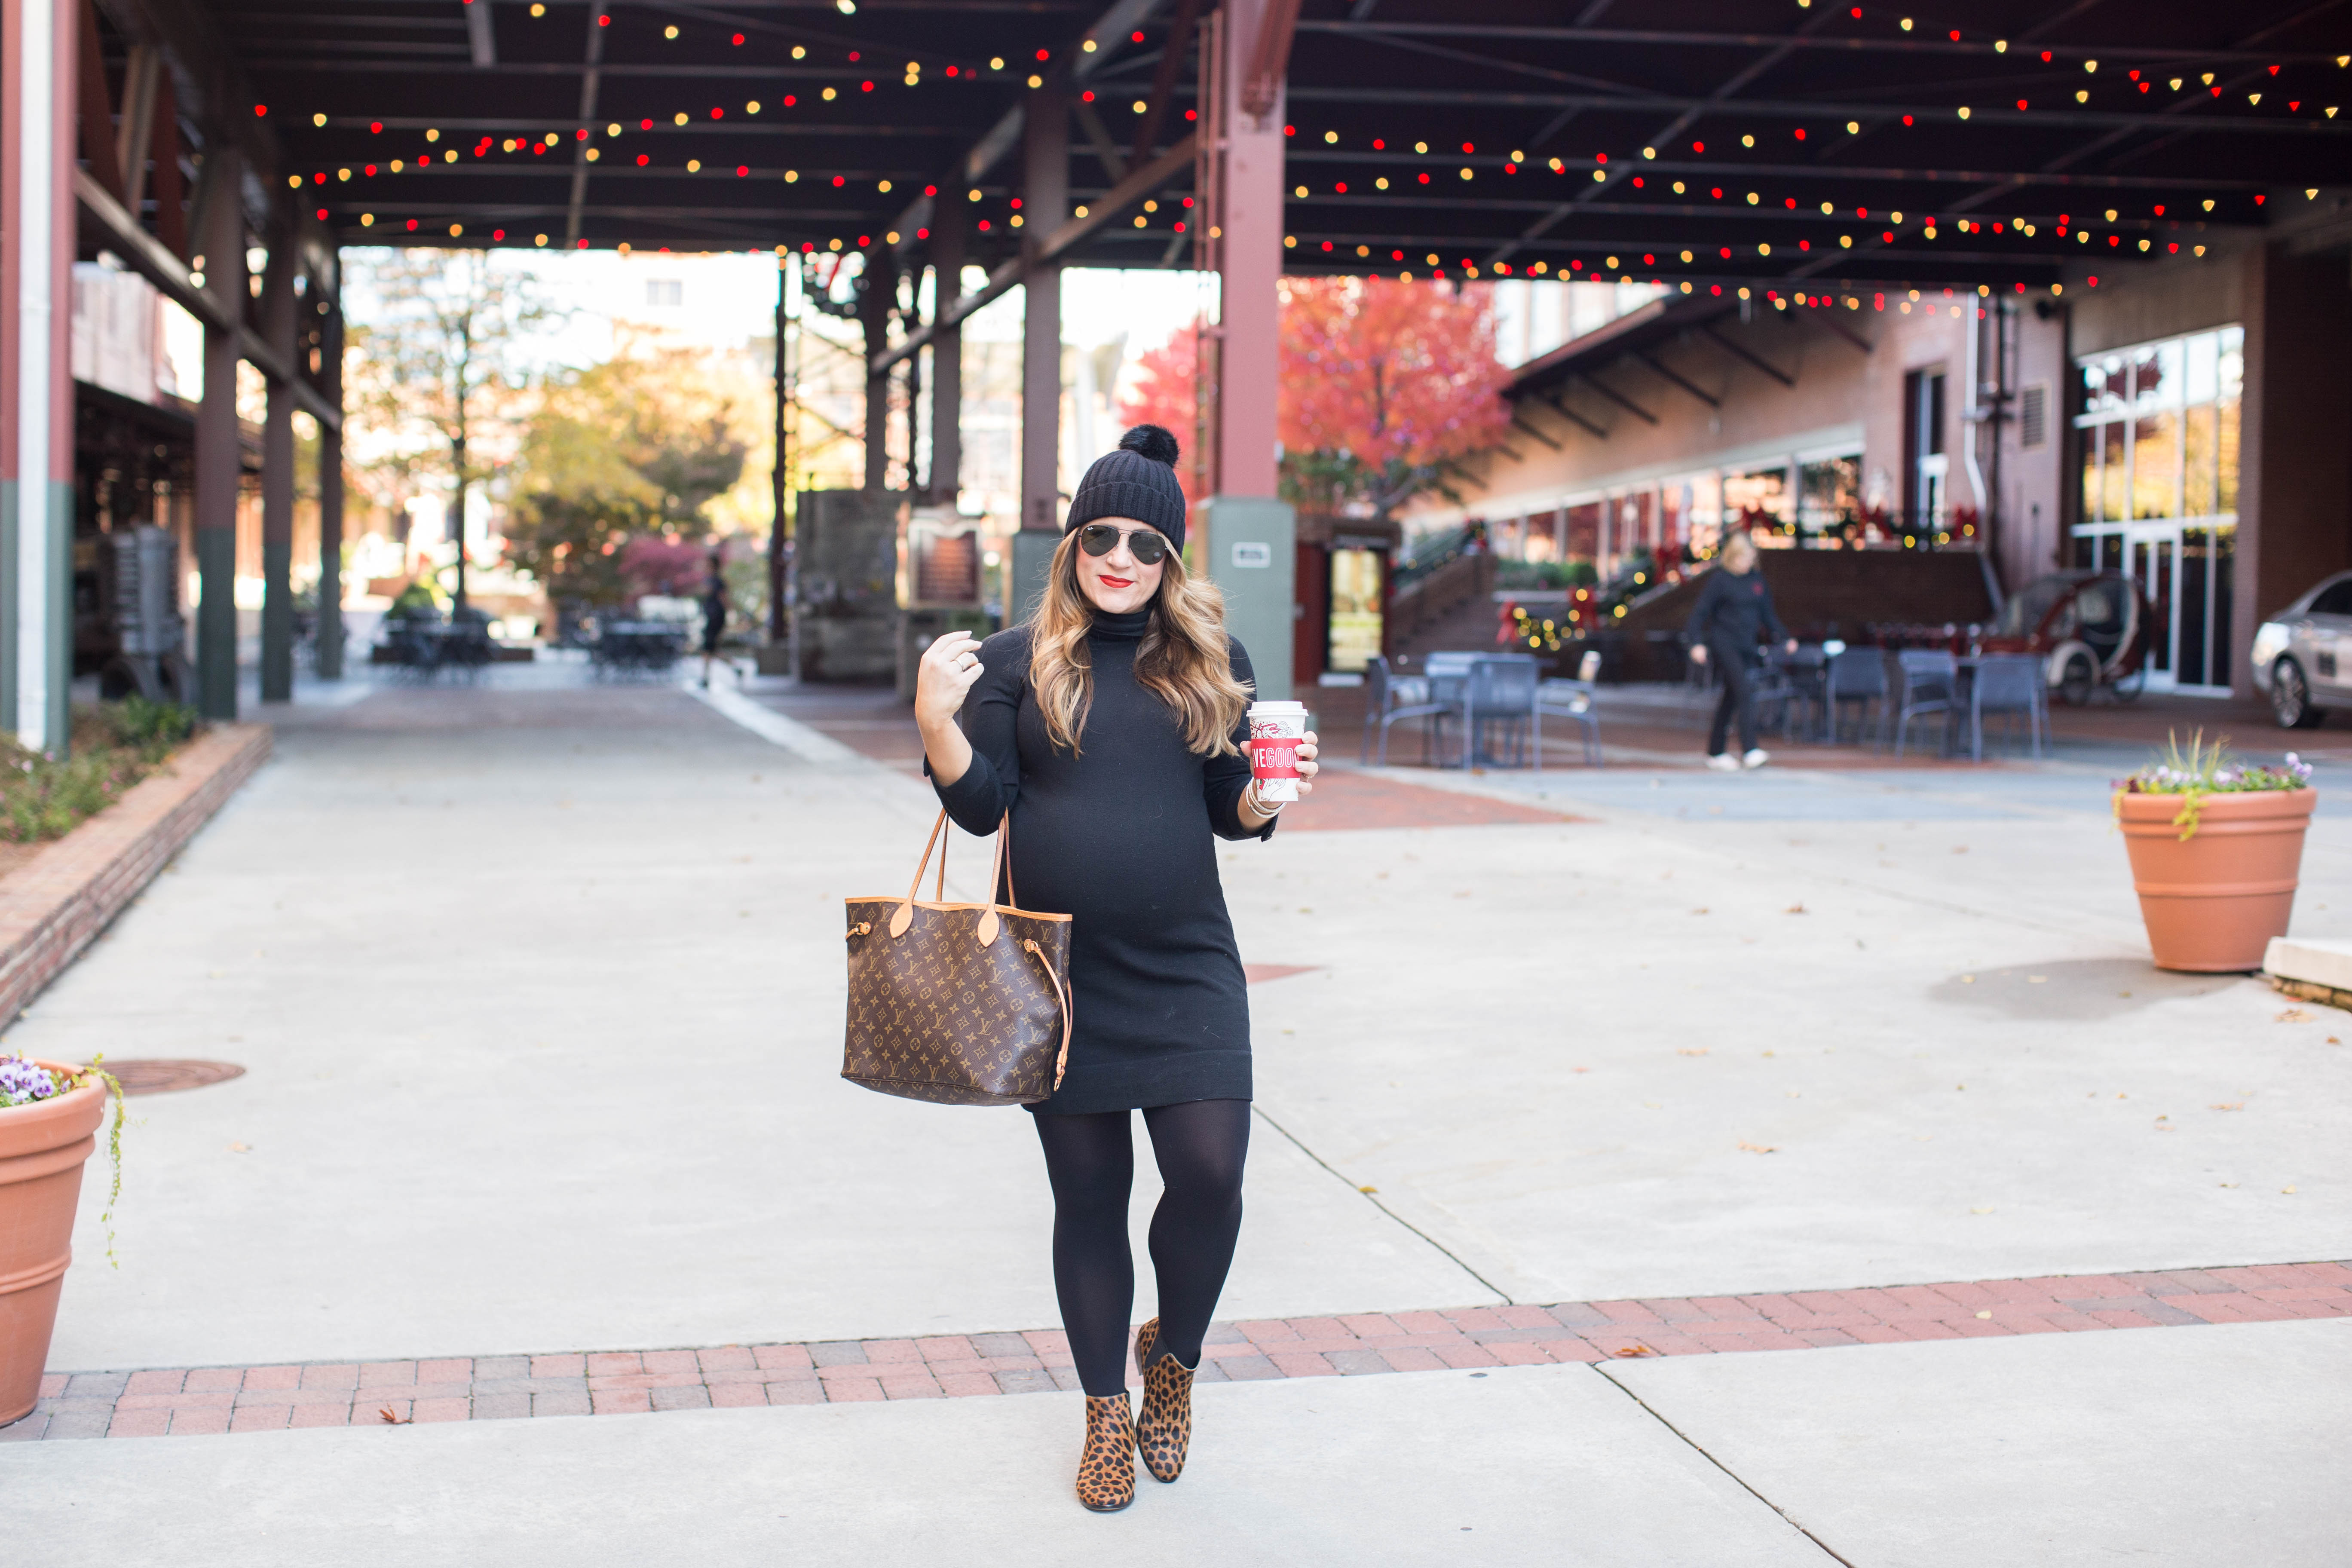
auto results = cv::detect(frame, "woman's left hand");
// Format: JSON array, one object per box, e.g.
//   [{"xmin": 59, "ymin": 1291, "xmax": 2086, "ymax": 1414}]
[{"xmin": 1294, "ymin": 730, "xmax": 1320, "ymax": 798}]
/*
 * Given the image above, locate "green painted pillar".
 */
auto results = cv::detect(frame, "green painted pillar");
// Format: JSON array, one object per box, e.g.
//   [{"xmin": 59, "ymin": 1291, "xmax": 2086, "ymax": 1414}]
[
  {"xmin": 259, "ymin": 239, "xmax": 297, "ymax": 703},
  {"xmin": 193, "ymin": 148, "xmax": 245, "ymax": 721}
]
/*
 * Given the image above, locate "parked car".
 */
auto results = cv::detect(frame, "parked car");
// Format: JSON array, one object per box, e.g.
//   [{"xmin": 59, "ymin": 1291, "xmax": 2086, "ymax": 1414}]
[
  {"xmin": 1979, "ymin": 570, "xmax": 2149, "ymax": 705},
  {"xmin": 2251, "ymin": 570, "xmax": 2352, "ymax": 729}
]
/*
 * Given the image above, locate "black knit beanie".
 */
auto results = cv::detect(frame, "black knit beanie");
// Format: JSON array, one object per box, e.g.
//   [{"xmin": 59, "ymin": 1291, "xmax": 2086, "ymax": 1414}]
[{"xmin": 1065, "ymin": 425, "xmax": 1188, "ymax": 551}]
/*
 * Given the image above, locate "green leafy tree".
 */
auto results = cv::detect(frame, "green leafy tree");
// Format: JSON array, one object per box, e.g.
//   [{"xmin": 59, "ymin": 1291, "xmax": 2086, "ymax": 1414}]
[
  {"xmin": 349, "ymin": 252, "xmax": 554, "ymax": 606},
  {"xmin": 504, "ymin": 350, "xmax": 749, "ymax": 607}
]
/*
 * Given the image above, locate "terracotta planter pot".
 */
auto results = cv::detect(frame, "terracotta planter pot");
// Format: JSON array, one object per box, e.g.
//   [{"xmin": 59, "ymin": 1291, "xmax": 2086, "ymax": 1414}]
[
  {"xmin": 2116, "ymin": 789, "xmax": 2318, "ymax": 972},
  {"xmin": 0, "ymin": 1067, "xmax": 107, "ymax": 1426}
]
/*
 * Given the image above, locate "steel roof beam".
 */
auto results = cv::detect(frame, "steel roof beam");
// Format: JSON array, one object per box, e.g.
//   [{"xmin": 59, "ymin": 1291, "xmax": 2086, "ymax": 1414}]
[
  {"xmin": 1537, "ymin": 393, "xmax": 1607, "ymax": 440},
  {"xmin": 1282, "ymin": 87, "xmax": 2352, "ymax": 136},
  {"xmin": 1699, "ymin": 324, "xmax": 1795, "ymax": 387},
  {"xmin": 75, "ymin": 168, "xmax": 342, "ymax": 427},
  {"xmin": 562, "ymin": 0, "xmax": 604, "ymax": 244},
  {"xmin": 1297, "ymin": 21, "xmax": 2345, "ymax": 66},
  {"xmin": 1631, "ymin": 352, "xmax": 1718, "ymax": 408},
  {"xmin": 1282, "ymin": 151, "xmax": 2272, "ymax": 193}
]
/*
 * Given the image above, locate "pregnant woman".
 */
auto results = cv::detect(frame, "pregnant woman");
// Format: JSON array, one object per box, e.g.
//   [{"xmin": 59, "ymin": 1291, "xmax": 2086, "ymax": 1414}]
[{"xmin": 913, "ymin": 425, "xmax": 1318, "ymax": 1513}]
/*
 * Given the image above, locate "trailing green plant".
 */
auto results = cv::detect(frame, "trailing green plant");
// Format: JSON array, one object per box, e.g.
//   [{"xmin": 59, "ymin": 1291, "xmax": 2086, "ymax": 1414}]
[
  {"xmin": 0, "ymin": 1051, "xmax": 125, "ymax": 1266},
  {"xmin": 2114, "ymin": 729, "xmax": 2313, "ymax": 840}
]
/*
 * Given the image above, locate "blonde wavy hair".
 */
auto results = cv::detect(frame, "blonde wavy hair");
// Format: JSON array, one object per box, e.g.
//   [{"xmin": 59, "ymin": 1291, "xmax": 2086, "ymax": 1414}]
[{"xmin": 1027, "ymin": 529, "xmax": 1254, "ymax": 756}]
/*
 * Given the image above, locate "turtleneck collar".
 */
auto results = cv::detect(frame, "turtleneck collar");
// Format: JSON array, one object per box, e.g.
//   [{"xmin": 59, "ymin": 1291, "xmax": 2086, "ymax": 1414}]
[{"xmin": 1087, "ymin": 607, "xmax": 1152, "ymax": 643}]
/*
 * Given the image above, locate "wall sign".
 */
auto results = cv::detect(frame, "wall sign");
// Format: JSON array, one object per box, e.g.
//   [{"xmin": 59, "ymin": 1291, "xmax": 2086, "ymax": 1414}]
[{"xmin": 1229, "ymin": 541, "xmax": 1273, "ymax": 569}]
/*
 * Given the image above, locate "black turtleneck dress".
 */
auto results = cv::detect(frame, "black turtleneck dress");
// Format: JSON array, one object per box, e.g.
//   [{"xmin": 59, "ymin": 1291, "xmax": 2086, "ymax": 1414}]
[{"xmin": 930, "ymin": 608, "xmax": 1271, "ymax": 1115}]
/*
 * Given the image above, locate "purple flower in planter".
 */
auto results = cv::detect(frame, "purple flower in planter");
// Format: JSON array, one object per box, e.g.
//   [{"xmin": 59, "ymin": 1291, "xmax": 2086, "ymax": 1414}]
[{"xmin": 0, "ymin": 1052, "xmax": 65, "ymax": 1108}]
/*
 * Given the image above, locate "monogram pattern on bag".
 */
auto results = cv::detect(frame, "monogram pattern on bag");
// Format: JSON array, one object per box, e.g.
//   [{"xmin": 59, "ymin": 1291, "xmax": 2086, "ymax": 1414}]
[{"xmin": 841, "ymin": 899, "xmax": 1071, "ymax": 1106}]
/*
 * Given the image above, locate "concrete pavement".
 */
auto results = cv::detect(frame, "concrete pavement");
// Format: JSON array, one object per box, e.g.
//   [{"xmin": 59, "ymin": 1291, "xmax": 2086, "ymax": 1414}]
[
  {"xmin": 4, "ymin": 662, "xmax": 2346, "ymax": 1560},
  {"xmin": 7, "ymin": 1324, "xmax": 2343, "ymax": 1565}
]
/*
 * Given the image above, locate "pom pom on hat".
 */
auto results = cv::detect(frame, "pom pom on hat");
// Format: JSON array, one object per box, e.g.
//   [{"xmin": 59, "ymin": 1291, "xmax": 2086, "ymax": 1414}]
[
  {"xmin": 1066, "ymin": 426, "xmax": 1190, "ymax": 549},
  {"xmin": 1119, "ymin": 423, "xmax": 1182, "ymax": 467}
]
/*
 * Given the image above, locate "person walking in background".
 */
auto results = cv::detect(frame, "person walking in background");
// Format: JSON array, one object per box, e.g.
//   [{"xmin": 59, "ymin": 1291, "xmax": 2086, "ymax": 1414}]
[
  {"xmin": 912, "ymin": 425, "xmax": 1317, "ymax": 1515},
  {"xmin": 697, "ymin": 549, "xmax": 730, "ymax": 688},
  {"xmin": 1686, "ymin": 530, "xmax": 1798, "ymax": 771}
]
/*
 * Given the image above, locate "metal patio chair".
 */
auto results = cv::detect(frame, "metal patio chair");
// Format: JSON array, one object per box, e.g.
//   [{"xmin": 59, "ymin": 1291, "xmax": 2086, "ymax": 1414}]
[
  {"xmin": 1891, "ymin": 649, "xmax": 1960, "ymax": 757},
  {"xmin": 1464, "ymin": 655, "xmax": 1541, "ymax": 770},
  {"xmin": 1823, "ymin": 647, "xmax": 1891, "ymax": 748},
  {"xmin": 1967, "ymin": 654, "xmax": 2048, "ymax": 761},
  {"xmin": 1536, "ymin": 649, "xmax": 1604, "ymax": 768},
  {"xmin": 1362, "ymin": 654, "xmax": 1450, "ymax": 766}
]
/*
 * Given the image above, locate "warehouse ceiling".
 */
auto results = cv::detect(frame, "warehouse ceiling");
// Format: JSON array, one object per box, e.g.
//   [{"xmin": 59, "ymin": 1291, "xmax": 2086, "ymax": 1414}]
[{"xmin": 92, "ymin": 0, "xmax": 2352, "ymax": 291}]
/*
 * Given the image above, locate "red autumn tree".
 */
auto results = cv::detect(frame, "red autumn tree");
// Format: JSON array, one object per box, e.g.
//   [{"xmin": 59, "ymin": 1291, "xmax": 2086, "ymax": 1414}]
[
  {"xmin": 1116, "ymin": 323, "xmax": 1208, "ymax": 498},
  {"xmin": 1277, "ymin": 276, "xmax": 1511, "ymax": 519},
  {"xmin": 1117, "ymin": 277, "xmax": 1510, "ymax": 519}
]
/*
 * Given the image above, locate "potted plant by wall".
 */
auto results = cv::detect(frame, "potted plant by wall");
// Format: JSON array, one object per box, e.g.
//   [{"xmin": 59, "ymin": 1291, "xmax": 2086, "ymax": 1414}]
[
  {"xmin": 2115, "ymin": 734, "xmax": 2317, "ymax": 972},
  {"xmin": 0, "ymin": 1055, "xmax": 122, "ymax": 1426}
]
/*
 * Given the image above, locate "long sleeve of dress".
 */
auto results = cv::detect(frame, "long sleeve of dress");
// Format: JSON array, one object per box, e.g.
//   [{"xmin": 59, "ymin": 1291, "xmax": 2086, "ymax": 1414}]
[
  {"xmin": 1204, "ymin": 638, "xmax": 1278, "ymax": 843},
  {"xmin": 930, "ymin": 626, "xmax": 1029, "ymax": 836},
  {"xmin": 1757, "ymin": 582, "xmax": 1790, "ymax": 645}
]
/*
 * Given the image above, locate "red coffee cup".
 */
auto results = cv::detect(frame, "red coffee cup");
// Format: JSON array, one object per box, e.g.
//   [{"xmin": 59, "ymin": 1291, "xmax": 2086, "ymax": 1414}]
[{"xmin": 1246, "ymin": 701, "xmax": 1308, "ymax": 802}]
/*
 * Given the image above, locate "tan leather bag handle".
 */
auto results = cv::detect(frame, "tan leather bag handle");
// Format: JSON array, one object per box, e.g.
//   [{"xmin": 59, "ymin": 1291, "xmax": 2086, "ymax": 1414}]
[
  {"xmin": 883, "ymin": 809, "xmax": 1066, "ymax": 1087},
  {"xmin": 890, "ymin": 809, "xmax": 1014, "ymax": 944},
  {"xmin": 1023, "ymin": 937, "xmax": 1072, "ymax": 1088}
]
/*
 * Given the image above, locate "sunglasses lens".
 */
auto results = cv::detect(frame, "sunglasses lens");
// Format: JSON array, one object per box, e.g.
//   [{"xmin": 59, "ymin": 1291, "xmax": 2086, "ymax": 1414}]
[{"xmin": 1078, "ymin": 525, "xmax": 1168, "ymax": 564}]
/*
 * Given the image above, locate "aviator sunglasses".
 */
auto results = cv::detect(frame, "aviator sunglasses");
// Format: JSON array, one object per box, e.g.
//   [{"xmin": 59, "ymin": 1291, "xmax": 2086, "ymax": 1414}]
[{"xmin": 1077, "ymin": 523, "xmax": 1171, "ymax": 566}]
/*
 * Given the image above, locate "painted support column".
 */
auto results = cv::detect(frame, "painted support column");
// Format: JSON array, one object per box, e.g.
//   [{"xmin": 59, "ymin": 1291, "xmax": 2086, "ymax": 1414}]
[
  {"xmin": 4, "ymin": 0, "xmax": 77, "ymax": 752},
  {"xmin": 193, "ymin": 145, "xmax": 246, "ymax": 721},
  {"xmin": 1193, "ymin": 0, "xmax": 1294, "ymax": 701},
  {"xmin": 1011, "ymin": 80, "xmax": 1069, "ymax": 620},
  {"xmin": 859, "ymin": 245, "xmax": 896, "ymax": 491},
  {"xmin": 927, "ymin": 195, "xmax": 966, "ymax": 505},
  {"xmin": 315, "ymin": 293, "xmax": 346, "ymax": 679},
  {"xmin": 258, "ymin": 236, "xmax": 296, "ymax": 701},
  {"xmin": 1199, "ymin": 0, "xmax": 1283, "ymax": 503},
  {"xmin": 768, "ymin": 255, "xmax": 790, "ymax": 644}
]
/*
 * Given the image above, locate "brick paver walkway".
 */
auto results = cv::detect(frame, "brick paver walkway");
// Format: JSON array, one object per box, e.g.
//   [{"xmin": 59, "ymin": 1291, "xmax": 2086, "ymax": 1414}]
[{"xmin": 12, "ymin": 1262, "xmax": 2345, "ymax": 1442}]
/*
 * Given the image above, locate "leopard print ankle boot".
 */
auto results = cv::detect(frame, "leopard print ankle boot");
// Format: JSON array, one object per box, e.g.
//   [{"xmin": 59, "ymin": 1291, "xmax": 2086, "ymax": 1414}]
[
  {"xmin": 1131, "ymin": 1318, "xmax": 1195, "ymax": 1484},
  {"xmin": 1075, "ymin": 1393, "xmax": 1136, "ymax": 1513}
]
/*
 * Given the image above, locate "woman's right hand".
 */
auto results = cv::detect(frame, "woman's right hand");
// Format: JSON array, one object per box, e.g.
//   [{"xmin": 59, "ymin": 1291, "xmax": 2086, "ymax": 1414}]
[
  {"xmin": 1688, "ymin": 643, "xmax": 1709, "ymax": 666},
  {"xmin": 915, "ymin": 631, "xmax": 986, "ymax": 734}
]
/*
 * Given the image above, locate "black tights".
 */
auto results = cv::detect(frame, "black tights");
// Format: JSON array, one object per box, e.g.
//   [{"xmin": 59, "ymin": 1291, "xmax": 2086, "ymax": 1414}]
[{"xmin": 1032, "ymin": 1099, "xmax": 1251, "ymax": 1398}]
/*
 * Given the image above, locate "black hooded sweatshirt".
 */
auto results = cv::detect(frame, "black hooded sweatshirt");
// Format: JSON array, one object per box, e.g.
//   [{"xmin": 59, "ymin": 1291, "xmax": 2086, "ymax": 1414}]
[{"xmin": 1684, "ymin": 566, "xmax": 1789, "ymax": 655}]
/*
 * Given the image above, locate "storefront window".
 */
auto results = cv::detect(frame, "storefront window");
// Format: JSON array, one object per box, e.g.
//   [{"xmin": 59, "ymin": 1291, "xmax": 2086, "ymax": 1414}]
[
  {"xmin": 2072, "ymin": 325, "xmax": 2241, "ymax": 693},
  {"xmin": 2132, "ymin": 410, "xmax": 2181, "ymax": 519},
  {"xmin": 2217, "ymin": 327, "xmax": 2242, "ymax": 514},
  {"xmin": 1326, "ymin": 550, "xmax": 1383, "ymax": 674},
  {"xmin": 1799, "ymin": 457, "xmax": 1860, "ymax": 535},
  {"xmin": 1659, "ymin": 485, "xmax": 1685, "ymax": 560},
  {"xmin": 1724, "ymin": 467, "xmax": 1791, "ymax": 530},
  {"xmin": 1563, "ymin": 502, "xmax": 1601, "ymax": 560}
]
